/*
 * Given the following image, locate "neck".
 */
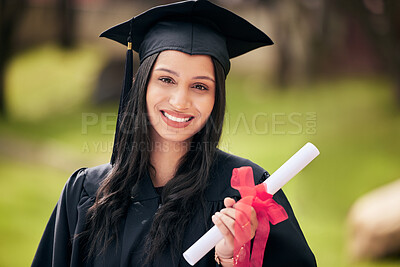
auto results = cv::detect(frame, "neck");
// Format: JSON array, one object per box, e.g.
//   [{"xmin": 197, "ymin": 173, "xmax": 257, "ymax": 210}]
[{"xmin": 149, "ymin": 137, "xmax": 190, "ymax": 187}]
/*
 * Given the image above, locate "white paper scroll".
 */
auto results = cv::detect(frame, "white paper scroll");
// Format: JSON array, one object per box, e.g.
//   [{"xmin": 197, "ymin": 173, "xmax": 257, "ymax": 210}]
[{"xmin": 183, "ymin": 142, "xmax": 320, "ymax": 266}]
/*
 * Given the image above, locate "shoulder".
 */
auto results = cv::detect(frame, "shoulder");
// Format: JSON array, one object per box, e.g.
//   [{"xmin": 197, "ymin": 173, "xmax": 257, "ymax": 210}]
[
  {"xmin": 213, "ymin": 149, "xmax": 267, "ymax": 180},
  {"xmin": 63, "ymin": 163, "xmax": 112, "ymax": 199},
  {"xmin": 82, "ymin": 163, "xmax": 112, "ymax": 197},
  {"xmin": 206, "ymin": 149, "xmax": 269, "ymax": 200}
]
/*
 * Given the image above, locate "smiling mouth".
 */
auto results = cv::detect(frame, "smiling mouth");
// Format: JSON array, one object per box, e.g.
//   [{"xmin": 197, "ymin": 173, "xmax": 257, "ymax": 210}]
[{"xmin": 161, "ymin": 111, "xmax": 194, "ymax": 123}]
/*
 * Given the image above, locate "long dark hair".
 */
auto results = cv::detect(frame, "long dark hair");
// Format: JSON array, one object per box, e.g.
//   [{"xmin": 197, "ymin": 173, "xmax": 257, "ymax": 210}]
[{"xmin": 81, "ymin": 52, "xmax": 226, "ymax": 264}]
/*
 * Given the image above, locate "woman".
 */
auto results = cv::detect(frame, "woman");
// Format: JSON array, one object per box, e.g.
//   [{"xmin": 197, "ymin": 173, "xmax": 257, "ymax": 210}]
[{"xmin": 32, "ymin": 1, "xmax": 316, "ymax": 266}]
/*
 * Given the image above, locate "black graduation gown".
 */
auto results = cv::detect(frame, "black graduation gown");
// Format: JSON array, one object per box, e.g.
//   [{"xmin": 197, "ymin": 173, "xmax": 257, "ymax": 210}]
[{"xmin": 32, "ymin": 149, "xmax": 317, "ymax": 266}]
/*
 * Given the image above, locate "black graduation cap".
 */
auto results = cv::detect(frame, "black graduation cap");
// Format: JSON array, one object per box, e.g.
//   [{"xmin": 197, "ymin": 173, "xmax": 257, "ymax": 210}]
[{"xmin": 100, "ymin": 0, "xmax": 273, "ymax": 164}]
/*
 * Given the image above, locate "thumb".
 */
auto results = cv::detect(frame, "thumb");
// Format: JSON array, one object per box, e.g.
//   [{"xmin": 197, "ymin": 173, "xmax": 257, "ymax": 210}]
[{"xmin": 224, "ymin": 197, "xmax": 236, "ymax": 208}]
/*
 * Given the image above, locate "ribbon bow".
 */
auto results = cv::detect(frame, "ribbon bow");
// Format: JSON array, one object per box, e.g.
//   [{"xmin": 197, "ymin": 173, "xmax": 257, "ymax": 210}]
[{"xmin": 231, "ymin": 166, "xmax": 288, "ymax": 267}]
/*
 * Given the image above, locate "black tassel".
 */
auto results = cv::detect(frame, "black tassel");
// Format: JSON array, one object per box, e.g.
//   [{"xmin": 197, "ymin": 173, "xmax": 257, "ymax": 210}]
[{"xmin": 111, "ymin": 37, "xmax": 133, "ymax": 165}]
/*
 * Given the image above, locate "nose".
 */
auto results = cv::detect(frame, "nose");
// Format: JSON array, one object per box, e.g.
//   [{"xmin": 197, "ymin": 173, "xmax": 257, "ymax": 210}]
[{"xmin": 169, "ymin": 87, "xmax": 191, "ymax": 110}]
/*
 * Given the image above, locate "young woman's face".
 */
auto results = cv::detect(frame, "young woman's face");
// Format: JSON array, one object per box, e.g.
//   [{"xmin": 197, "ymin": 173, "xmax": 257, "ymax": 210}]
[{"xmin": 146, "ymin": 50, "xmax": 216, "ymax": 144}]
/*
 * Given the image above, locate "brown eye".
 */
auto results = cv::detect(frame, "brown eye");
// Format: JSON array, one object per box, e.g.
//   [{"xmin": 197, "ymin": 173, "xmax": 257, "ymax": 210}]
[
  {"xmin": 159, "ymin": 77, "xmax": 174, "ymax": 84},
  {"xmin": 193, "ymin": 84, "xmax": 208, "ymax": 91}
]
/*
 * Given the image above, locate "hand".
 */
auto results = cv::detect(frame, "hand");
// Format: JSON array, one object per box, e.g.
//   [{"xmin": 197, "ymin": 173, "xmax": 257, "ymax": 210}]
[{"xmin": 212, "ymin": 197, "xmax": 258, "ymax": 261}]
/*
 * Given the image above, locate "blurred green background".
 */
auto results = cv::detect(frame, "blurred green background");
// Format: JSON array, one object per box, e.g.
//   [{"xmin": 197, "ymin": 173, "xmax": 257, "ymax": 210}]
[{"xmin": 1, "ymin": 0, "xmax": 399, "ymax": 266}]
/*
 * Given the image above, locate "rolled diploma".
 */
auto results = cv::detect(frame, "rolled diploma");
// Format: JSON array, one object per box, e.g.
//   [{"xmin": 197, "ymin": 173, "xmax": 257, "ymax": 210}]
[{"xmin": 183, "ymin": 142, "xmax": 320, "ymax": 266}]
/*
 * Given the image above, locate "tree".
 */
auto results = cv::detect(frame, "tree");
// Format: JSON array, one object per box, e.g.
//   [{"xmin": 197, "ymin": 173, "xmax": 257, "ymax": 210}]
[
  {"xmin": 57, "ymin": 0, "xmax": 76, "ymax": 48},
  {"xmin": 344, "ymin": 0, "xmax": 400, "ymax": 105},
  {"xmin": 0, "ymin": 0, "xmax": 27, "ymax": 117}
]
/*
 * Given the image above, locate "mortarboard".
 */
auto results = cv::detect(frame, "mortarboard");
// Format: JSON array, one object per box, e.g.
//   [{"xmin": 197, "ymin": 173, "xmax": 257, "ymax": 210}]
[{"xmin": 100, "ymin": 0, "xmax": 273, "ymax": 164}]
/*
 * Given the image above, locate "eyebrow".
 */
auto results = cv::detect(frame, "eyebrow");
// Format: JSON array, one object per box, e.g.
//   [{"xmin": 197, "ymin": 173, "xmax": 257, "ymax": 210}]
[
  {"xmin": 193, "ymin": 76, "xmax": 215, "ymax": 83},
  {"xmin": 154, "ymin": 68, "xmax": 215, "ymax": 83},
  {"xmin": 154, "ymin": 68, "xmax": 179, "ymax": 77}
]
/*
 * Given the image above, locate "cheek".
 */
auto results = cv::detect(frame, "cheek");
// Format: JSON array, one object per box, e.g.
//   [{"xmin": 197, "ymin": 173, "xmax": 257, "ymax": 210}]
[
  {"xmin": 199, "ymin": 95, "xmax": 215, "ymax": 119},
  {"xmin": 145, "ymin": 91, "xmax": 152, "ymax": 114},
  {"xmin": 146, "ymin": 90, "xmax": 159, "ymax": 122},
  {"xmin": 146, "ymin": 85, "xmax": 162, "ymax": 110}
]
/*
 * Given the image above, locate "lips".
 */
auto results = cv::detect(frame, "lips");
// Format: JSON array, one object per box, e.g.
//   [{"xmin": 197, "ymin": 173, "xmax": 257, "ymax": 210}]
[{"xmin": 161, "ymin": 110, "xmax": 194, "ymax": 128}]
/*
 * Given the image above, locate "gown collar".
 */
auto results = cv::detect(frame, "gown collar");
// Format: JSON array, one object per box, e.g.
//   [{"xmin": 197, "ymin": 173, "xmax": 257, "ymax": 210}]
[
  {"xmin": 82, "ymin": 163, "xmax": 160, "ymax": 201},
  {"xmin": 131, "ymin": 169, "xmax": 160, "ymax": 201}
]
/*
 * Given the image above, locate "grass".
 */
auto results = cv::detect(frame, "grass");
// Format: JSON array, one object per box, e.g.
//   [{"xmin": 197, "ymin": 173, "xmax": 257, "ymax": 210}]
[
  {"xmin": 1, "ymin": 45, "xmax": 399, "ymax": 266},
  {"xmin": 0, "ymin": 158, "xmax": 68, "ymax": 267}
]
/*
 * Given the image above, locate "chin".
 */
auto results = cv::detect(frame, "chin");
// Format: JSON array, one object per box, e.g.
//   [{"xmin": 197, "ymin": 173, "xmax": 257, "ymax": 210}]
[{"xmin": 158, "ymin": 131, "xmax": 194, "ymax": 143}]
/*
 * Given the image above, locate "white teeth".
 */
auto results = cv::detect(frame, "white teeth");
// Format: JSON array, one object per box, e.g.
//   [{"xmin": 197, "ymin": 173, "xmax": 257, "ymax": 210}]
[{"xmin": 163, "ymin": 112, "xmax": 191, "ymax": 122}]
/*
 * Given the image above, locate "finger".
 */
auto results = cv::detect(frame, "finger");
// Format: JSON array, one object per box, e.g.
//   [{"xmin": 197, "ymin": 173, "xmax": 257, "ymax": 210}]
[
  {"xmin": 220, "ymin": 206, "xmax": 255, "ymax": 235},
  {"xmin": 217, "ymin": 210, "xmax": 252, "ymax": 244},
  {"xmin": 234, "ymin": 203, "xmax": 258, "ymax": 227},
  {"xmin": 224, "ymin": 197, "xmax": 236, "ymax": 208},
  {"xmin": 220, "ymin": 207, "xmax": 236, "ymax": 220},
  {"xmin": 241, "ymin": 205, "xmax": 258, "ymax": 236},
  {"xmin": 220, "ymin": 207, "xmax": 250, "ymax": 223},
  {"xmin": 216, "ymin": 211, "xmax": 236, "ymax": 235},
  {"xmin": 215, "ymin": 212, "xmax": 235, "ymax": 242},
  {"xmin": 250, "ymin": 208, "xmax": 258, "ymax": 232},
  {"xmin": 233, "ymin": 201, "xmax": 253, "ymax": 217},
  {"xmin": 221, "ymin": 207, "xmax": 258, "ymax": 243},
  {"xmin": 234, "ymin": 204, "xmax": 258, "ymax": 239},
  {"xmin": 212, "ymin": 213, "xmax": 235, "ymax": 246}
]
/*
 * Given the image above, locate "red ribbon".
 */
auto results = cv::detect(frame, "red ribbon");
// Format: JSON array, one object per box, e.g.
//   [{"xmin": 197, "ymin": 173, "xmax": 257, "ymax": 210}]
[{"xmin": 230, "ymin": 166, "xmax": 288, "ymax": 267}]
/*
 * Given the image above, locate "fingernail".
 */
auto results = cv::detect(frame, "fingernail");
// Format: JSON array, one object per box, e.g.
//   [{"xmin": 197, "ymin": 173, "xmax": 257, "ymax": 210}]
[{"xmin": 216, "ymin": 212, "xmax": 221, "ymax": 217}]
